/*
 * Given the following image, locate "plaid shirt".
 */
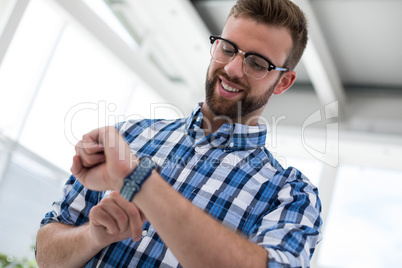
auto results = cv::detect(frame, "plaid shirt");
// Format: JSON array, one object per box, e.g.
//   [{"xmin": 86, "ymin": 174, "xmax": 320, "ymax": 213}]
[{"xmin": 41, "ymin": 103, "xmax": 322, "ymax": 267}]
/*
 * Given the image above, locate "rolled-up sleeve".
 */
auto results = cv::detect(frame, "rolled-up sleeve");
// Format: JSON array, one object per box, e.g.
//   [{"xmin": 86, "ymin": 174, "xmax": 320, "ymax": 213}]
[
  {"xmin": 40, "ymin": 175, "xmax": 103, "ymax": 227},
  {"xmin": 250, "ymin": 168, "xmax": 322, "ymax": 268}
]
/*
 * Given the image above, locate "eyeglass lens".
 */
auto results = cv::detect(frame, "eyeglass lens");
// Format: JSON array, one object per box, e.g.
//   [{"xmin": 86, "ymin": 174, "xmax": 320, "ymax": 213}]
[{"xmin": 210, "ymin": 39, "xmax": 269, "ymax": 79}]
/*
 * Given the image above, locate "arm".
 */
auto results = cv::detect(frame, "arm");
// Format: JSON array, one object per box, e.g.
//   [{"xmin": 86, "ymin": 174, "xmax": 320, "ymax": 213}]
[
  {"xmin": 72, "ymin": 127, "xmax": 322, "ymax": 267},
  {"xmin": 134, "ymin": 173, "xmax": 268, "ymax": 268},
  {"xmin": 36, "ymin": 223, "xmax": 98, "ymax": 268},
  {"xmin": 136, "ymin": 166, "xmax": 322, "ymax": 267},
  {"xmin": 36, "ymin": 191, "xmax": 146, "ymax": 267},
  {"xmin": 71, "ymin": 127, "xmax": 269, "ymax": 267}
]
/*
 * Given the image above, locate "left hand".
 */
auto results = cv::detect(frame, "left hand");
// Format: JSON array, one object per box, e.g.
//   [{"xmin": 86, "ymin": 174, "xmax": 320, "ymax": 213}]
[
  {"xmin": 71, "ymin": 126, "xmax": 138, "ymax": 191},
  {"xmin": 88, "ymin": 191, "xmax": 147, "ymax": 247}
]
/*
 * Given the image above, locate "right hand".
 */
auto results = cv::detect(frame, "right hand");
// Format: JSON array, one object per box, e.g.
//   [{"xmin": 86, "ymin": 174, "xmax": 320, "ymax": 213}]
[
  {"xmin": 88, "ymin": 191, "xmax": 147, "ymax": 248},
  {"xmin": 71, "ymin": 126, "xmax": 138, "ymax": 191}
]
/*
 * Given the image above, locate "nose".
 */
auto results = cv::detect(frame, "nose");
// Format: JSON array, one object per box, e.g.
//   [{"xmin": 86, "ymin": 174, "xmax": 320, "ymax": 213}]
[{"xmin": 224, "ymin": 53, "xmax": 245, "ymax": 79}]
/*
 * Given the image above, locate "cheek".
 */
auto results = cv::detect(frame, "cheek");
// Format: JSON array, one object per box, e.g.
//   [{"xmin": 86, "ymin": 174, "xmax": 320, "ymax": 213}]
[
  {"xmin": 207, "ymin": 63, "xmax": 214, "ymax": 78},
  {"xmin": 253, "ymin": 74, "xmax": 281, "ymax": 95},
  {"xmin": 248, "ymin": 82, "xmax": 269, "ymax": 98},
  {"xmin": 208, "ymin": 60, "xmax": 225, "ymax": 76}
]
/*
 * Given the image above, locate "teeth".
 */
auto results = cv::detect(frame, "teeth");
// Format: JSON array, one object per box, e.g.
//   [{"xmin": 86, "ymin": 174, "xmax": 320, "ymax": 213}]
[{"xmin": 221, "ymin": 81, "xmax": 241, "ymax": 92}]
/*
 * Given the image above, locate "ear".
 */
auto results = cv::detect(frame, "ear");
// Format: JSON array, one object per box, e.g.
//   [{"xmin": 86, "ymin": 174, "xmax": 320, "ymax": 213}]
[{"xmin": 272, "ymin": 70, "xmax": 296, "ymax": 95}]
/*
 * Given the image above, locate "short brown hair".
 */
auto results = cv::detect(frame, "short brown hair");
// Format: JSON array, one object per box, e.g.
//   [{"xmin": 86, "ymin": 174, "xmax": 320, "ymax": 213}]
[{"xmin": 228, "ymin": 0, "xmax": 308, "ymax": 70}]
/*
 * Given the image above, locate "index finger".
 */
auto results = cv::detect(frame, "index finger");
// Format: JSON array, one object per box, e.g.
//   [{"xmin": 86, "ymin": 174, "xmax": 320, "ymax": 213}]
[{"xmin": 79, "ymin": 129, "xmax": 105, "ymax": 154}]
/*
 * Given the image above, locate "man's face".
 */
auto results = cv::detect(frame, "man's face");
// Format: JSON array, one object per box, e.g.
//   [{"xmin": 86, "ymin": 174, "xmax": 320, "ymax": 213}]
[{"xmin": 205, "ymin": 15, "xmax": 294, "ymax": 123}]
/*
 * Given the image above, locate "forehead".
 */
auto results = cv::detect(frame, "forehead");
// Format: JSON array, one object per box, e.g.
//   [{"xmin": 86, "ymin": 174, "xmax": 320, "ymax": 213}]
[{"xmin": 221, "ymin": 15, "xmax": 293, "ymax": 65}]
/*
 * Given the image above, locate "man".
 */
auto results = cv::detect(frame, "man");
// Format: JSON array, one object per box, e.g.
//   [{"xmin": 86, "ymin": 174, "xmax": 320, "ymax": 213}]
[{"xmin": 36, "ymin": 0, "xmax": 322, "ymax": 267}]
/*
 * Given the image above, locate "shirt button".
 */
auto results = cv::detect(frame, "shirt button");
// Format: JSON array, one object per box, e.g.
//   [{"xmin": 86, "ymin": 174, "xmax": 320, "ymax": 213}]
[
  {"xmin": 142, "ymin": 230, "xmax": 148, "ymax": 237},
  {"xmin": 229, "ymin": 142, "xmax": 234, "ymax": 147},
  {"xmin": 195, "ymin": 147, "xmax": 200, "ymax": 153}
]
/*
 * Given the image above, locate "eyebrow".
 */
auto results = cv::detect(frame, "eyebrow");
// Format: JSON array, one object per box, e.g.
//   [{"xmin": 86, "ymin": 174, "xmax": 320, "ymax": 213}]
[{"xmin": 223, "ymin": 36, "xmax": 278, "ymax": 66}]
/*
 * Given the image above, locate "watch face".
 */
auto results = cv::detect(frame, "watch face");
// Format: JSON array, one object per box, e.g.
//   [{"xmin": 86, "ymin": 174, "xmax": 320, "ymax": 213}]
[{"xmin": 140, "ymin": 157, "xmax": 156, "ymax": 169}]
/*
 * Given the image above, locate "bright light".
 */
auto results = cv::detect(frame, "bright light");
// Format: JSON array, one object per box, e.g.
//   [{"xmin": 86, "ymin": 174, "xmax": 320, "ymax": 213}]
[{"xmin": 81, "ymin": 0, "xmax": 138, "ymax": 49}]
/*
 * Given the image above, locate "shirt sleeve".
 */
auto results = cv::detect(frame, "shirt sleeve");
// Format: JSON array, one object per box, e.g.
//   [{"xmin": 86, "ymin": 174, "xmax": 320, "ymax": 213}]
[
  {"xmin": 40, "ymin": 175, "xmax": 104, "ymax": 227},
  {"xmin": 250, "ymin": 168, "xmax": 323, "ymax": 268}
]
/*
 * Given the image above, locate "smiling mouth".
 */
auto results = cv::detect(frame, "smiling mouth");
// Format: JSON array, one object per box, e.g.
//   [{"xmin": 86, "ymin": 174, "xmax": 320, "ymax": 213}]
[{"xmin": 221, "ymin": 80, "xmax": 242, "ymax": 93}]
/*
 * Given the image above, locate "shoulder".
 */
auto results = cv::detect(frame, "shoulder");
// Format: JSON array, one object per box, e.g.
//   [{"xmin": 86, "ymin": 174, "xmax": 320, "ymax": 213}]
[
  {"xmin": 253, "ymin": 149, "xmax": 320, "ymax": 204},
  {"xmin": 259, "ymin": 148, "xmax": 315, "ymax": 186},
  {"xmin": 116, "ymin": 118, "xmax": 186, "ymax": 139}
]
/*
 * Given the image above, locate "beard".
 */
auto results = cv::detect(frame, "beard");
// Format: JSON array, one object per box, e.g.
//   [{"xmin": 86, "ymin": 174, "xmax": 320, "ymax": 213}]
[{"xmin": 205, "ymin": 67, "xmax": 279, "ymax": 120}]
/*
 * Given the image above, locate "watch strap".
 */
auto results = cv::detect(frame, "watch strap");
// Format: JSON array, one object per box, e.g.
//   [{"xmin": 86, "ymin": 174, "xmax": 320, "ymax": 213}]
[{"xmin": 120, "ymin": 157, "xmax": 156, "ymax": 202}]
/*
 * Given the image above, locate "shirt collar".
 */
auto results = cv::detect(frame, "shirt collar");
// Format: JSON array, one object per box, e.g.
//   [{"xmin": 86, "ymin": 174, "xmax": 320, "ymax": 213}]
[
  {"xmin": 185, "ymin": 102, "xmax": 204, "ymax": 131},
  {"xmin": 185, "ymin": 103, "xmax": 267, "ymax": 150}
]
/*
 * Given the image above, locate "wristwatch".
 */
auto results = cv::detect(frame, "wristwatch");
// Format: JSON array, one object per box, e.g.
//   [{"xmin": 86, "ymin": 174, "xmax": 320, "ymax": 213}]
[{"xmin": 120, "ymin": 157, "xmax": 157, "ymax": 202}]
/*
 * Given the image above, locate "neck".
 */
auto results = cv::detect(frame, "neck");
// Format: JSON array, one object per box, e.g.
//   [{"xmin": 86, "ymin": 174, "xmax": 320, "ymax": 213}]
[{"xmin": 200, "ymin": 103, "xmax": 261, "ymax": 136}]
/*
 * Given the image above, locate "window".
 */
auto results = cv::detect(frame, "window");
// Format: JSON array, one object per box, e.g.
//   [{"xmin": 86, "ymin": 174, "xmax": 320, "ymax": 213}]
[
  {"xmin": 316, "ymin": 165, "xmax": 402, "ymax": 267},
  {"xmin": 283, "ymin": 156, "xmax": 323, "ymax": 187},
  {"xmin": 0, "ymin": 0, "xmax": 169, "ymax": 260}
]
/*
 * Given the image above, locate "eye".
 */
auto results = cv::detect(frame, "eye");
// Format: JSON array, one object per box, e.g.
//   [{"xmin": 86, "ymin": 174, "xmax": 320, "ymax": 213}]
[
  {"xmin": 247, "ymin": 55, "xmax": 268, "ymax": 72},
  {"xmin": 219, "ymin": 41, "xmax": 235, "ymax": 56}
]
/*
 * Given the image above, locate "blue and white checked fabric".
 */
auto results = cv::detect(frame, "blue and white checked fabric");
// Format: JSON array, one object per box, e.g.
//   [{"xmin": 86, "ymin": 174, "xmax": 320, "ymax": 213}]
[{"xmin": 41, "ymin": 103, "xmax": 322, "ymax": 267}]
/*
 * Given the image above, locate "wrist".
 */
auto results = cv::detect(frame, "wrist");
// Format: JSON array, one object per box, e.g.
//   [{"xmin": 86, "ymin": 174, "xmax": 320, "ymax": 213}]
[
  {"xmin": 113, "ymin": 154, "xmax": 139, "ymax": 190},
  {"xmin": 120, "ymin": 157, "xmax": 157, "ymax": 202},
  {"xmin": 132, "ymin": 170, "xmax": 159, "ymax": 205},
  {"xmin": 80, "ymin": 223, "xmax": 106, "ymax": 256}
]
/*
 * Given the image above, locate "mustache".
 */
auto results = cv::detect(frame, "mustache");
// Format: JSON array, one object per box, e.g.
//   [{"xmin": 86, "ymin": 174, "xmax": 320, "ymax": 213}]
[{"xmin": 213, "ymin": 70, "xmax": 249, "ymax": 91}]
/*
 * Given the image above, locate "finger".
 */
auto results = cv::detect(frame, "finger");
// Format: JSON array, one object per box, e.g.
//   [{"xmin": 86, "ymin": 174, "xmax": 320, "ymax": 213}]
[
  {"xmin": 139, "ymin": 210, "xmax": 147, "ymax": 223},
  {"xmin": 84, "ymin": 143, "xmax": 104, "ymax": 155},
  {"xmin": 108, "ymin": 192, "xmax": 144, "ymax": 240},
  {"xmin": 80, "ymin": 152, "xmax": 106, "ymax": 168},
  {"xmin": 90, "ymin": 205, "xmax": 121, "ymax": 235},
  {"xmin": 75, "ymin": 139, "xmax": 106, "ymax": 168},
  {"xmin": 91, "ymin": 193, "xmax": 132, "ymax": 234},
  {"xmin": 127, "ymin": 205, "xmax": 144, "ymax": 241},
  {"xmin": 83, "ymin": 128, "xmax": 106, "ymax": 147},
  {"xmin": 74, "ymin": 129, "xmax": 104, "ymax": 156},
  {"xmin": 81, "ymin": 133, "xmax": 105, "ymax": 155},
  {"xmin": 104, "ymin": 192, "xmax": 131, "ymax": 232},
  {"xmin": 70, "ymin": 155, "xmax": 85, "ymax": 177},
  {"xmin": 75, "ymin": 141, "xmax": 80, "ymax": 154},
  {"xmin": 75, "ymin": 137, "xmax": 99, "ymax": 151}
]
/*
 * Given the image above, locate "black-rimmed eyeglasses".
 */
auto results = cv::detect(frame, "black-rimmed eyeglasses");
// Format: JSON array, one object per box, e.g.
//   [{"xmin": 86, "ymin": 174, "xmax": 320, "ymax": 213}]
[{"xmin": 209, "ymin": 35, "xmax": 289, "ymax": 80}]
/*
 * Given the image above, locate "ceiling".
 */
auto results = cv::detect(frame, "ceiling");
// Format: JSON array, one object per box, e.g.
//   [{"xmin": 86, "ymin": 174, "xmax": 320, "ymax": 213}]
[
  {"xmin": 55, "ymin": 0, "xmax": 402, "ymax": 136},
  {"xmin": 190, "ymin": 0, "xmax": 402, "ymax": 137},
  {"xmin": 193, "ymin": 0, "xmax": 402, "ymax": 89}
]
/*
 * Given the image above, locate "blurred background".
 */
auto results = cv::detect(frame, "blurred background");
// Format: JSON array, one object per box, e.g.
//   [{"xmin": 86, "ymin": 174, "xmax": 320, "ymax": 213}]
[{"xmin": 0, "ymin": 0, "xmax": 401, "ymax": 267}]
